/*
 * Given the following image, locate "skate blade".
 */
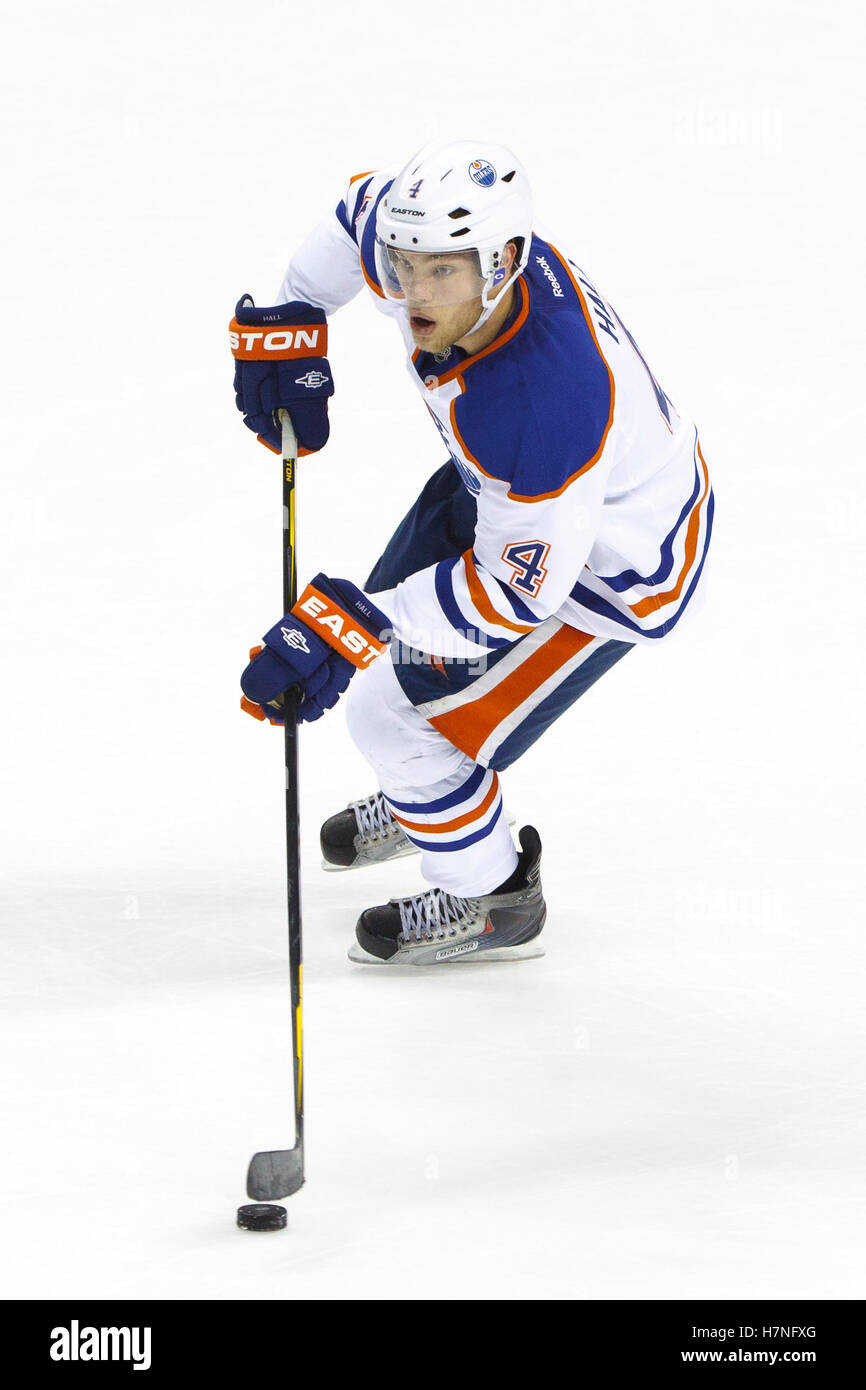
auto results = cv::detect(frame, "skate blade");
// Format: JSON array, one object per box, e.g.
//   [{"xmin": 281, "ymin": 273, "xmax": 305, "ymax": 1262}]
[
  {"xmin": 347, "ymin": 939, "xmax": 545, "ymax": 966},
  {"xmin": 320, "ymin": 842, "xmax": 419, "ymax": 873}
]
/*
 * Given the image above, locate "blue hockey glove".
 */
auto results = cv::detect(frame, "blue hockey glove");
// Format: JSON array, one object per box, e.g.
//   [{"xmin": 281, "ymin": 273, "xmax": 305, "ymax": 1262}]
[
  {"xmin": 229, "ymin": 295, "xmax": 334, "ymax": 455},
  {"xmin": 240, "ymin": 575, "xmax": 391, "ymax": 725}
]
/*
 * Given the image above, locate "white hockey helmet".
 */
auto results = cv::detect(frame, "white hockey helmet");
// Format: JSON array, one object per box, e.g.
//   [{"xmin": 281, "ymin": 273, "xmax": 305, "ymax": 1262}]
[{"xmin": 374, "ymin": 140, "xmax": 532, "ymax": 331}]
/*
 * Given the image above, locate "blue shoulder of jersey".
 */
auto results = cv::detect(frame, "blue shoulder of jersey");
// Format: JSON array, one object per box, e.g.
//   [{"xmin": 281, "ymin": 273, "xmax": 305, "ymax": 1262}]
[
  {"xmin": 335, "ymin": 179, "xmax": 369, "ymax": 244},
  {"xmin": 334, "ymin": 173, "xmax": 395, "ymax": 297},
  {"xmin": 452, "ymin": 236, "xmax": 614, "ymax": 502}
]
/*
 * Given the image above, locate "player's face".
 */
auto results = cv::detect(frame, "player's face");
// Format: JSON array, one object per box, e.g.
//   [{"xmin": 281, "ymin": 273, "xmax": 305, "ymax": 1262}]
[
  {"xmin": 386, "ymin": 249, "xmax": 484, "ymax": 305},
  {"xmin": 375, "ymin": 239, "xmax": 517, "ymax": 352},
  {"xmin": 385, "ymin": 250, "xmax": 484, "ymax": 350},
  {"xmin": 391, "ymin": 250, "xmax": 480, "ymax": 330},
  {"xmin": 408, "ymin": 295, "xmax": 487, "ymax": 353},
  {"xmin": 378, "ymin": 251, "xmax": 483, "ymax": 355}
]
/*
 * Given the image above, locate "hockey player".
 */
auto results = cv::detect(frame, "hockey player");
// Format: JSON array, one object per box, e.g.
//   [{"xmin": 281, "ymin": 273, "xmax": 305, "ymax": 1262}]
[{"xmin": 230, "ymin": 140, "xmax": 713, "ymax": 966}]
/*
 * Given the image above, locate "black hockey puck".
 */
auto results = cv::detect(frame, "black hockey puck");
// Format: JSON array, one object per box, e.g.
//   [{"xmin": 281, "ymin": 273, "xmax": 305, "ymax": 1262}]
[{"xmin": 237, "ymin": 1203, "xmax": 287, "ymax": 1231}]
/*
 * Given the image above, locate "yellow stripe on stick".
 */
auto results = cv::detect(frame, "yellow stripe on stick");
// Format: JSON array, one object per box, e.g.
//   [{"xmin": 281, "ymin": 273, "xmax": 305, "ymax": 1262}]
[{"xmin": 296, "ymin": 964, "xmax": 303, "ymax": 1112}]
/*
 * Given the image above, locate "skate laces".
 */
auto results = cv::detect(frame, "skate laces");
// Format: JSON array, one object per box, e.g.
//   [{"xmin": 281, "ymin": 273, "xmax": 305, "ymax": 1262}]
[
  {"xmin": 398, "ymin": 888, "xmax": 473, "ymax": 944},
  {"xmin": 351, "ymin": 791, "xmax": 395, "ymax": 842}
]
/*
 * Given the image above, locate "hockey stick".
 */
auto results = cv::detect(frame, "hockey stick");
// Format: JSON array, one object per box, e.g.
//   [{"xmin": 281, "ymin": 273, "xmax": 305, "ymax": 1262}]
[{"xmin": 246, "ymin": 408, "xmax": 305, "ymax": 1201}]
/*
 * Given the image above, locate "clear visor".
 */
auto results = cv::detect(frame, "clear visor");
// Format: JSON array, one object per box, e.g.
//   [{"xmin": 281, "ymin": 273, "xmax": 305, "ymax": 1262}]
[{"xmin": 374, "ymin": 238, "xmax": 493, "ymax": 309}]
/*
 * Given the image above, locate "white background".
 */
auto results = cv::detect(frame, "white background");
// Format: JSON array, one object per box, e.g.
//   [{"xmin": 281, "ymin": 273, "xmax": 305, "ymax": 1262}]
[{"xmin": 1, "ymin": 0, "xmax": 864, "ymax": 1299}]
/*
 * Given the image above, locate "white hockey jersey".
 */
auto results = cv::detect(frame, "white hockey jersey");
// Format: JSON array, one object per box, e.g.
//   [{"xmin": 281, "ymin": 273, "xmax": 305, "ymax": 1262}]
[{"xmin": 278, "ymin": 169, "xmax": 713, "ymax": 656}]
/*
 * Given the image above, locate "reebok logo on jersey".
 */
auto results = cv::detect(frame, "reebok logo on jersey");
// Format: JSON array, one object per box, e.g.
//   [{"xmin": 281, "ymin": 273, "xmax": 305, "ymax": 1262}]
[
  {"xmin": 294, "ymin": 369, "xmax": 330, "ymax": 389},
  {"xmin": 228, "ymin": 321, "xmax": 327, "ymax": 360},
  {"xmin": 281, "ymin": 627, "xmax": 311, "ymax": 653},
  {"xmin": 535, "ymin": 255, "xmax": 564, "ymax": 297},
  {"xmin": 292, "ymin": 585, "xmax": 388, "ymax": 669}
]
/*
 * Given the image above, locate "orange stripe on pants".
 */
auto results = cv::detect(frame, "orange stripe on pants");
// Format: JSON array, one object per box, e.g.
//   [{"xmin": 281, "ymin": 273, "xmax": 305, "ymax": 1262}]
[{"xmin": 429, "ymin": 625, "xmax": 595, "ymax": 761}]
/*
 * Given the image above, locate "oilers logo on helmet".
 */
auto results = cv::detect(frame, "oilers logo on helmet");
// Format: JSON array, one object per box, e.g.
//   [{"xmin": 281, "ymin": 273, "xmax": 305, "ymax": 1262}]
[{"xmin": 469, "ymin": 160, "xmax": 497, "ymax": 187}]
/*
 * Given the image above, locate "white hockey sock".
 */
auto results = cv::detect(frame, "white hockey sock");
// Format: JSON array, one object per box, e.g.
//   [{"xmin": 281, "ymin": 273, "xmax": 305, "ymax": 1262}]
[{"xmin": 381, "ymin": 764, "xmax": 519, "ymax": 897}]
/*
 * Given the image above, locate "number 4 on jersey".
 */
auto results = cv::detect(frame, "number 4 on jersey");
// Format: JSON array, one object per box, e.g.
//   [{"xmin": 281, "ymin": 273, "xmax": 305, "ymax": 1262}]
[{"xmin": 501, "ymin": 540, "xmax": 550, "ymax": 597}]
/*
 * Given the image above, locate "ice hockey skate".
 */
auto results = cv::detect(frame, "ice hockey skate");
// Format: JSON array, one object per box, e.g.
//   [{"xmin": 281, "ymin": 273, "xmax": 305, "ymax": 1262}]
[
  {"xmin": 348, "ymin": 825, "xmax": 546, "ymax": 965},
  {"xmin": 321, "ymin": 790, "xmax": 515, "ymax": 872},
  {"xmin": 320, "ymin": 791, "xmax": 419, "ymax": 870}
]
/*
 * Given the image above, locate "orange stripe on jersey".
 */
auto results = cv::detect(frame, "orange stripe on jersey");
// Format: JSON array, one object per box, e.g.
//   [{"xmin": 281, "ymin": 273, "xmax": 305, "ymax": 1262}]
[
  {"xmin": 429, "ymin": 625, "xmax": 595, "ymax": 761},
  {"xmin": 629, "ymin": 442, "xmax": 710, "ymax": 618},
  {"xmin": 349, "ymin": 170, "xmax": 375, "ymax": 184},
  {"xmin": 461, "ymin": 550, "xmax": 536, "ymax": 634},
  {"xmin": 446, "ymin": 374, "xmax": 555, "ymax": 505},
  {"xmin": 422, "ymin": 284, "xmax": 533, "ymax": 492},
  {"xmin": 447, "ymin": 382, "xmax": 514, "ymax": 491},
  {"xmin": 361, "ymin": 257, "xmax": 386, "ymax": 299},
  {"xmin": 448, "ymin": 383, "xmax": 483, "ymax": 470},
  {"xmin": 391, "ymin": 774, "xmax": 501, "ymax": 836},
  {"xmin": 502, "ymin": 246, "xmax": 615, "ymax": 503}
]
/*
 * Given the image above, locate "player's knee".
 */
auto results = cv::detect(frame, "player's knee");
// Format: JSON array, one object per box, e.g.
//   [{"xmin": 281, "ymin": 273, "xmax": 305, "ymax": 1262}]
[
  {"xmin": 345, "ymin": 653, "xmax": 462, "ymax": 788},
  {"xmin": 344, "ymin": 655, "xmax": 399, "ymax": 767}
]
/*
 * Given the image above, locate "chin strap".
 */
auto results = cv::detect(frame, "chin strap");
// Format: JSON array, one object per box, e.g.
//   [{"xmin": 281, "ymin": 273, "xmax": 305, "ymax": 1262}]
[
  {"xmin": 400, "ymin": 249, "xmax": 526, "ymax": 345},
  {"xmin": 464, "ymin": 264, "xmax": 523, "ymax": 337},
  {"xmin": 465, "ymin": 236, "xmax": 529, "ymax": 336}
]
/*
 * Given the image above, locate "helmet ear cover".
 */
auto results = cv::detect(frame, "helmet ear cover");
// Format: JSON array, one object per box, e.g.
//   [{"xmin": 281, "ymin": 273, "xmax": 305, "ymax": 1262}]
[
  {"xmin": 507, "ymin": 236, "xmax": 527, "ymax": 270},
  {"xmin": 482, "ymin": 236, "xmax": 525, "ymax": 282},
  {"xmin": 476, "ymin": 237, "xmax": 527, "ymax": 311}
]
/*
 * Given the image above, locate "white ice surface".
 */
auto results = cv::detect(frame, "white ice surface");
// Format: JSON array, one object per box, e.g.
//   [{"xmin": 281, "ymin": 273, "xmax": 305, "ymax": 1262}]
[{"xmin": 1, "ymin": 0, "xmax": 864, "ymax": 1300}]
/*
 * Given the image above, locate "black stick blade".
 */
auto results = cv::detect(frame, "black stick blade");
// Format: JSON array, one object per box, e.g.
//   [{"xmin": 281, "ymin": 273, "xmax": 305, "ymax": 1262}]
[{"xmin": 247, "ymin": 1147, "xmax": 305, "ymax": 1201}]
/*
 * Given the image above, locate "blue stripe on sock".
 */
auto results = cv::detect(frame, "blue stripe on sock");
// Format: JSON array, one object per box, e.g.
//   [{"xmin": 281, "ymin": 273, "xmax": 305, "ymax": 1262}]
[
  {"xmin": 385, "ymin": 764, "xmax": 487, "ymax": 816},
  {"xmin": 402, "ymin": 799, "xmax": 503, "ymax": 853}
]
